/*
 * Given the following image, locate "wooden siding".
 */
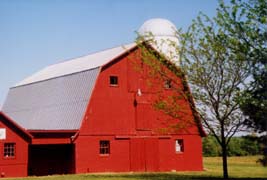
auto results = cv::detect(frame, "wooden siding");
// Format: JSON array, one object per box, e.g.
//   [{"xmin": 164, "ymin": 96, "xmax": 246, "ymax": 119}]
[
  {"xmin": 0, "ymin": 113, "xmax": 29, "ymax": 178},
  {"xmin": 76, "ymin": 47, "xmax": 204, "ymax": 172}
]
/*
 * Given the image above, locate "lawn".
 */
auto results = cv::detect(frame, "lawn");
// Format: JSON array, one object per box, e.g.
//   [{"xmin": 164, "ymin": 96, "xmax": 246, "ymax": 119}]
[{"xmin": 6, "ymin": 156, "xmax": 267, "ymax": 180}]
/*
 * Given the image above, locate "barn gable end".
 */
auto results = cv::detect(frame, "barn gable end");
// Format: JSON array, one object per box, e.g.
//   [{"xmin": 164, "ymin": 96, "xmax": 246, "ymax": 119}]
[
  {"xmin": 0, "ymin": 112, "xmax": 30, "ymax": 177},
  {"xmin": 75, "ymin": 44, "xmax": 205, "ymax": 173}
]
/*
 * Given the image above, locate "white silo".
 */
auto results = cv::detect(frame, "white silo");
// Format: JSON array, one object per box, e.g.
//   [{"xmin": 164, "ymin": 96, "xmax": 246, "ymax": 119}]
[{"xmin": 138, "ymin": 18, "xmax": 180, "ymax": 65}]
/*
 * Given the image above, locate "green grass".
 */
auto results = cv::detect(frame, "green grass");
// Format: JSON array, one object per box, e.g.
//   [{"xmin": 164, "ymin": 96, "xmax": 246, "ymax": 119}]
[
  {"xmin": 202, "ymin": 156, "xmax": 267, "ymax": 178},
  {"xmin": 5, "ymin": 156, "xmax": 267, "ymax": 180}
]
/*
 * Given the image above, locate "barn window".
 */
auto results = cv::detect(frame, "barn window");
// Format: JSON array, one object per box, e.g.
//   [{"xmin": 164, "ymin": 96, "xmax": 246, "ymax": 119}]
[
  {"xmin": 110, "ymin": 76, "xmax": 118, "ymax": 86},
  {"xmin": 100, "ymin": 140, "xmax": 110, "ymax": 155},
  {"xmin": 164, "ymin": 79, "xmax": 172, "ymax": 89},
  {"xmin": 4, "ymin": 143, "xmax": 15, "ymax": 158},
  {"xmin": 175, "ymin": 139, "xmax": 184, "ymax": 153}
]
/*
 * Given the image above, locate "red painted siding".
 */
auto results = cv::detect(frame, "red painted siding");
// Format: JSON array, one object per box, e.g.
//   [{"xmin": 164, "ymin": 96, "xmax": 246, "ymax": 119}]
[
  {"xmin": 75, "ymin": 136, "xmax": 130, "ymax": 173},
  {"xmin": 75, "ymin": 135, "xmax": 203, "ymax": 173},
  {"xmin": 0, "ymin": 116, "xmax": 29, "ymax": 178},
  {"xmin": 136, "ymin": 104, "xmax": 154, "ymax": 130},
  {"xmin": 130, "ymin": 138, "xmax": 146, "ymax": 171},
  {"xmin": 130, "ymin": 138, "xmax": 159, "ymax": 172},
  {"xmin": 158, "ymin": 135, "xmax": 203, "ymax": 171},
  {"xmin": 80, "ymin": 54, "xmax": 137, "ymax": 135},
  {"xmin": 76, "ymin": 47, "xmax": 204, "ymax": 173},
  {"xmin": 80, "ymin": 48, "xmax": 201, "ymax": 136}
]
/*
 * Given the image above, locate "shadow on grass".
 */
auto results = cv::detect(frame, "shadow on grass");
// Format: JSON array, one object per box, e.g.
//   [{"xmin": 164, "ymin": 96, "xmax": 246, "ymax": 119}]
[{"xmin": 84, "ymin": 173, "xmax": 266, "ymax": 180}]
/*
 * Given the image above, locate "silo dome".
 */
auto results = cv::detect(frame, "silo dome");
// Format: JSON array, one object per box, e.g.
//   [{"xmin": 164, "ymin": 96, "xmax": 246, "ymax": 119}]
[
  {"xmin": 138, "ymin": 18, "xmax": 178, "ymax": 38},
  {"xmin": 138, "ymin": 18, "xmax": 180, "ymax": 65}
]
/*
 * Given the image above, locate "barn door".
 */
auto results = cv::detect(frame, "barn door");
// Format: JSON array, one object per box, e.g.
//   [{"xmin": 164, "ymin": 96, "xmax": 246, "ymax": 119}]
[
  {"xmin": 130, "ymin": 138, "xmax": 159, "ymax": 172},
  {"xmin": 145, "ymin": 138, "xmax": 159, "ymax": 171},
  {"xmin": 130, "ymin": 138, "xmax": 146, "ymax": 171},
  {"xmin": 28, "ymin": 144, "xmax": 75, "ymax": 176}
]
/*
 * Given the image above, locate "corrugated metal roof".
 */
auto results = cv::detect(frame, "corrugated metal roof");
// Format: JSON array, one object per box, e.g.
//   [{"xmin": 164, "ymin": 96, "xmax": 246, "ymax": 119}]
[
  {"xmin": 2, "ymin": 68, "xmax": 99, "ymax": 130},
  {"xmin": 15, "ymin": 43, "xmax": 136, "ymax": 87},
  {"xmin": 2, "ymin": 43, "xmax": 137, "ymax": 130}
]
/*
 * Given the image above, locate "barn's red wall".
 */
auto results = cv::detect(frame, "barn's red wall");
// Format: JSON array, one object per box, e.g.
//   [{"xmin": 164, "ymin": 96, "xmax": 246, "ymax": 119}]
[
  {"xmin": 80, "ymin": 52, "xmax": 136, "ymax": 135},
  {"xmin": 0, "ymin": 117, "xmax": 29, "ymax": 178},
  {"xmin": 75, "ymin": 135, "xmax": 203, "ymax": 173},
  {"xmin": 80, "ymin": 48, "xmax": 200, "ymax": 136},
  {"xmin": 77, "ymin": 47, "xmax": 204, "ymax": 173},
  {"xmin": 75, "ymin": 136, "xmax": 130, "ymax": 173},
  {"xmin": 158, "ymin": 135, "xmax": 203, "ymax": 171}
]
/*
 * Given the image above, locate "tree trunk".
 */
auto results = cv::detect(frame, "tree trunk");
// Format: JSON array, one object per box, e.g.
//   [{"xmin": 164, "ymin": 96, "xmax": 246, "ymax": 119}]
[{"xmin": 221, "ymin": 135, "xmax": 229, "ymax": 179}]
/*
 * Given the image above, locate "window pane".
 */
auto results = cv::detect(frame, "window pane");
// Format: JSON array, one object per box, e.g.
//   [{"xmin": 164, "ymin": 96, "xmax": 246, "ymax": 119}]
[
  {"xmin": 110, "ymin": 76, "xmax": 118, "ymax": 85},
  {"xmin": 164, "ymin": 79, "xmax": 172, "ymax": 89},
  {"xmin": 175, "ymin": 139, "xmax": 184, "ymax": 153},
  {"xmin": 100, "ymin": 140, "xmax": 110, "ymax": 154},
  {"xmin": 4, "ymin": 143, "xmax": 15, "ymax": 158}
]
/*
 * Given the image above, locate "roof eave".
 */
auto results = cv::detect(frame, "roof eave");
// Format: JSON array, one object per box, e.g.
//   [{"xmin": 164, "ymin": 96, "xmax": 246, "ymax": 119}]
[{"xmin": 0, "ymin": 111, "xmax": 33, "ymax": 141}]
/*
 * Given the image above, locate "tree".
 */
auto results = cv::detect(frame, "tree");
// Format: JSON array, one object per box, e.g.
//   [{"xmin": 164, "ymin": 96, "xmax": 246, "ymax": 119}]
[
  {"xmin": 136, "ymin": 1, "xmax": 266, "ymax": 177},
  {"xmin": 202, "ymin": 135, "xmax": 261, "ymax": 157},
  {"xmin": 202, "ymin": 136, "xmax": 221, "ymax": 157},
  {"xmin": 179, "ymin": 3, "xmax": 252, "ymax": 179},
  {"xmin": 137, "ymin": 14, "xmax": 249, "ymax": 178},
  {"xmin": 215, "ymin": 0, "xmax": 267, "ymax": 132},
  {"xmin": 215, "ymin": 0, "xmax": 267, "ymax": 166}
]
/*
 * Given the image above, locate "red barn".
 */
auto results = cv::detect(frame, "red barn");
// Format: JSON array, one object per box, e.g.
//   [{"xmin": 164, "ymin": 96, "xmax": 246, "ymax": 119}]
[{"xmin": 0, "ymin": 19, "xmax": 205, "ymax": 178}]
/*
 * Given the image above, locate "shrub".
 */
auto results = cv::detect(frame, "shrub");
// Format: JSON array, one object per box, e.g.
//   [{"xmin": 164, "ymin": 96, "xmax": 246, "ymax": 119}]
[{"xmin": 203, "ymin": 135, "xmax": 261, "ymax": 157}]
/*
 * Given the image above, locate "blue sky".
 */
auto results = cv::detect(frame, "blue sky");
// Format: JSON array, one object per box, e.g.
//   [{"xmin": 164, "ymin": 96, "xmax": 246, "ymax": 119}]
[{"xmin": 0, "ymin": 0, "xmax": 219, "ymax": 107}]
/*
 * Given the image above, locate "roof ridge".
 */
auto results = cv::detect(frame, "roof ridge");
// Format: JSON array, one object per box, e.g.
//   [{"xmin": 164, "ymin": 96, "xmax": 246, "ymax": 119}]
[{"xmin": 47, "ymin": 42, "xmax": 135, "ymax": 68}]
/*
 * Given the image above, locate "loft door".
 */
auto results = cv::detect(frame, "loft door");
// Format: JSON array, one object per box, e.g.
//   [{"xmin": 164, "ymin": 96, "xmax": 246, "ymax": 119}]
[{"xmin": 136, "ymin": 103, "xmax": 153, "ymax": 130}]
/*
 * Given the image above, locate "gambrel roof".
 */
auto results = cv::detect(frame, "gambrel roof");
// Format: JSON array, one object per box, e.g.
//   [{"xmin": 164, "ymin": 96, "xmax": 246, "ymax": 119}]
[
  {"xmin": 15, "ymin": 43, "xmax": 136, "ymax": 87},
  {"xmin": 2, "ymin": 43, "xmax": 136, "ymax": 130}
]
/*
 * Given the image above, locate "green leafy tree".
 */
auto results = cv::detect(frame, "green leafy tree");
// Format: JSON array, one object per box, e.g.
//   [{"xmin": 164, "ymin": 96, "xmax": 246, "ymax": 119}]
[
  {"xmin": 216, "ymin": 0, "xmax": 267, "ymax": 166},
  {"xmin": 228, "ymin": 137, "xmax": 248, "ymax": 156},
  {"xmin": 203, "ymin": 136, "xmax": 221, "ymax": 156},
  {"xmin": 216, "ymin": 0, "xmax": 267, "ymax": 132},
  {"xmin": 180, "ymin": 0, "xmax": 267, "ymax": 176},
  {"xmin": 241, "ymin": 135, "xmax": 260, "ymax": 155},
  {"xmin": 136, "ymin": 0, "xmax": 266, "ymax": 177},
  {"xmin": 179, "ymin": 3, "xmax": 253, "ymax": 179},
  {"xmin": 202, "ymin": 135, "xmax": 261, "ymax": 157}
]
